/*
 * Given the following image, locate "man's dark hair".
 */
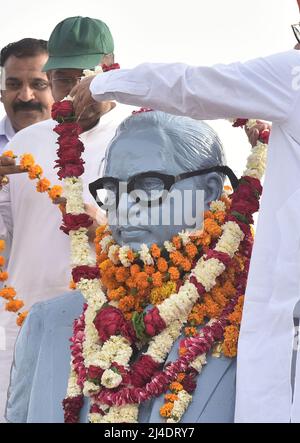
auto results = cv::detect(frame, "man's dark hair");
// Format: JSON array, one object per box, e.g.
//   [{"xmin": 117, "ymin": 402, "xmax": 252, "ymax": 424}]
[{"xmin": 0, "ymin": 38, "xmax": 48, "ymax": 67}]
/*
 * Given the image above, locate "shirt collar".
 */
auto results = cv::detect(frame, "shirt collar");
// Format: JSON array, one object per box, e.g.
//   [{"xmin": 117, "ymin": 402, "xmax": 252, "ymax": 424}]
[{"xmin": 0, "ymin": 115, "xmax": 15, "ymax": 142}]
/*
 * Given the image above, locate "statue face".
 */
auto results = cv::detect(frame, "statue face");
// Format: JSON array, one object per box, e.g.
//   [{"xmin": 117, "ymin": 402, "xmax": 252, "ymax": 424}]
[{"xmin": 103, "ymin": 127, "xmax": 213, "ymax": 250}]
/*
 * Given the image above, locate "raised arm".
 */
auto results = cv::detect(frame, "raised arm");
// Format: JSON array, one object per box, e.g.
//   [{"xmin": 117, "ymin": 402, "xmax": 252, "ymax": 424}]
[{"xmin": 88, "ymin": 50, "xmax": 300, "ymax": 123}]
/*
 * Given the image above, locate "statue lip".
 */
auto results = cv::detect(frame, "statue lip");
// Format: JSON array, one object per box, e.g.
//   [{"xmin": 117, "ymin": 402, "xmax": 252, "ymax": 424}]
[{"xmin": 119, "ymin": 226, "xmax": 149, "ymax": 237}]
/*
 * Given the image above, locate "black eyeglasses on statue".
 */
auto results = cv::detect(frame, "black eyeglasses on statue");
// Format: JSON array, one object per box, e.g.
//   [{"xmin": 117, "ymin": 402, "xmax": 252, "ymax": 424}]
[
  {"xmin": 89, "ymin": 165, "xmax": 239, "ymax": 209},
  {"xmin": 292, "ymin": 23, "xmax": 300, "ymax": 44}
]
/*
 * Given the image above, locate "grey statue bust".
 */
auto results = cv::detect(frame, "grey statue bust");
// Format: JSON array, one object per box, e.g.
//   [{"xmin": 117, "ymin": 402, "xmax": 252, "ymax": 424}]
[{"xmin": 6, "ymin": 111, "xmax": 236, "ymax": 423}]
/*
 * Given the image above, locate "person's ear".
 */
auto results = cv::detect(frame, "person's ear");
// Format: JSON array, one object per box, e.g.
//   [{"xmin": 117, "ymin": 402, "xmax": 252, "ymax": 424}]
[{"xmin": 202, "ymin": 172, "xmax": 223, "ymax": 210}]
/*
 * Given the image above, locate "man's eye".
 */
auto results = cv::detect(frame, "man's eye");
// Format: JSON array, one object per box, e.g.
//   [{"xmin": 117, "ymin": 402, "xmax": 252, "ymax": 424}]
[
  {"xmin": 5, "ymin": 81, "xmax": 21, "ymax": 90},
  {"xmin": 32, "ymin": 80, "xmax": 49, "ymax": 90}
]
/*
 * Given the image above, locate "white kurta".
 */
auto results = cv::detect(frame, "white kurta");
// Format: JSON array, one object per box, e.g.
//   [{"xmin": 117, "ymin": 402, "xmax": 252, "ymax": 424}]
[
  {"xmin": 89, "ymin": 50, "xmax": 300, "ymax": 422},
  {"xmin": 0, "ymin": 104, "xmax": 132, "ymax": 422}
]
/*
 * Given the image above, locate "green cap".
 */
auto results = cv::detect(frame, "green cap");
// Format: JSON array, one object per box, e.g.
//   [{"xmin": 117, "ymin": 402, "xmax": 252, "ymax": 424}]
[{"xmin": 43, "ymin": 16, "xmax": 114, "ymax": 71}]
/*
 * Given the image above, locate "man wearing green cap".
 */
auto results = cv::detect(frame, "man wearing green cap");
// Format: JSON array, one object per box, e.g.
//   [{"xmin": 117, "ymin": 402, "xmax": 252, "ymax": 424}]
[{"xmin": 0, "ymin": 16, "xmax": 132, "ymax": 422}]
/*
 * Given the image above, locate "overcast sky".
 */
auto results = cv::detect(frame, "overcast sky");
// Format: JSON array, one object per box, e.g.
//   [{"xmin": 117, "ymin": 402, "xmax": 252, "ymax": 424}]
[{"xmin": 0, "ymin": 0, "xmax": 298, "ymax": 180}]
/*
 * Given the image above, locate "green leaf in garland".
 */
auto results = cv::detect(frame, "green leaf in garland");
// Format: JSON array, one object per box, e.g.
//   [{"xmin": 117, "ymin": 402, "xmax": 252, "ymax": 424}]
[
  {"xmin": 231, "ymin": 211, "xmax": 249, "ymax": 225},
  {"xmin": 132, "ymin": 311, "xmax": 147, "ymax": 341}
]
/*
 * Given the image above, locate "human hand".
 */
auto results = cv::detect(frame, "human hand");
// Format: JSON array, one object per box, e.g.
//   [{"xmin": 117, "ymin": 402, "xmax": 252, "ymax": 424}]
[
  {"xmin": 245, "ymin": 120, "xmax": 271, "ymax": 147},
  {"xmin": 0, "ymin": 155, "xmax": 26, "ymax": 189},
  {"xmin": 70, "ymin": 77, "xmax": 115, "ymax": 132}
]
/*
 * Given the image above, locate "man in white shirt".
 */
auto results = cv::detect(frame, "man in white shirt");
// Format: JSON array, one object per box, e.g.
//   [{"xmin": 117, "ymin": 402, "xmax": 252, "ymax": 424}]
[
  {"xmin": 0, "ymin": 16, "xmax": 131, "ymax": 422},
  {"xmin": 70, "ymin": 7, "xmax": 300, "ymax": 422},
  {"xmin": 0, "ymin": 38, "xmax": 54, "ymax": 153}
]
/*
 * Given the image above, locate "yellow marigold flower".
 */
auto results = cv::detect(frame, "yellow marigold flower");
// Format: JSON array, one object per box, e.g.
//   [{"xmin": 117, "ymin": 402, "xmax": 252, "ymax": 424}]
[
  {"xmin": 0, "ymin": 240, "xmax": 5, "ymax": 251},
  {"xmin": 28, "ymin": 164, "xmax": 43, "ymax": 180},
  {"xmin": 0, "ymin": 272, "xmax": 8, "ymax": 282},
  {"xmin": 99, "ymin": 259, "xmax": 113, "ymax": 271},
  {"xmin": 157, "ymin": 257, "xmax": 168, "ymax": 273},
  {"xmin": 169, "ymin": 382, "xmax": 183, "ymax": 393},
  {"xmin": 160, "ymin": 402, "xmax": 174, "ymax": 418},
  {"xmin": 0, "ymin": 286, "xmax": 16, "ymax": 300},
  {"xmin": 48, "ymin": 185, "xmax": 63, "ymax": 200},
  {"xmin": 5, "ymin": 299, "xmax": 24, "ymax": 312},
  {"xmin": 20, "ymin": 153, "xmax": 35, "ymax": 170},
  {"xmin": 36, "ymin": 178, "xmax": 51, "ymax": 193},
  {"xmin": 150, "ymin": 244, "xmax": 161, "ymax": 259},
  {"xmin": 16, "ymin": 311, "xmax": 28, "ymax": 327},
  {"xmin": 2, "ymin": 150, "xmax": 15, "ymax": 158}
]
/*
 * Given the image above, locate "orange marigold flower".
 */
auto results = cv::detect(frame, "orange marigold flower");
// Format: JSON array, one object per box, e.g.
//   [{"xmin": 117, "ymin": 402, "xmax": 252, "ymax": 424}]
[
  {"xmin": 222, "ymin": 325, "xmax": 239, "ymax": 358},
  {"xmin": 0, "ymin": 240, "xmax": 5, "ymax": 251},
  {"xmin": 168, "ymin": 267, "xmax": 180, "ymax": 281},
  {"xmin": 135, "ymin": 272, "xmax": 149, "ymax": 290},
  {"xmin": 28, "ymin": 164, "xmax": 43, "ymax": 180},
  {"xmin": 145, "ymin": 265, "xmax": 155, "ymax": 275},
  {"xmin": 69, "ymin": 280, "xmax": 76, "ymax": 290},
  {"xmin": 124, "ymin": 311, "xmax": 133, "ymax": 322},
  {"xmin": 204, "ymin": 219, "xmax": 222, "ymax": 239},
  {"xmin": 157, "ymin": 257, "xmax": 168, "ymax": 273},
  {"xmin": 184, "ymin": 326, "xmax": 198, "ymax": 337},
  {"xmin": 213, "ymin": 211, "xmax": 226, "ymax": 224},
  {"xmin": 108, "ymin": 286, "xmax": 127, "ymax": 301},
  {"xmin": 0, "ymin": 272, "xmax": 8, "ymax": 282},
  {"xmin": 115, "ymin": 267, "xmax": 129, "ymax": 283},
  {"xmin": 150, "ymin": 244, "xmax": 161, "ymax": 258},
  {"xmin": 181, "ymin": 259, "xmax": 192, "ymax": 272},
  {"xmin": 0, "ymin": 256, "xmax": 5, "ymax": 267},
  {"xmin": 179, "ymin": 346, "xmax": 187, "ymax": 357},
  {"xmin": 5, "ymin": 299, "xmax": 24, "ymax": 312},
  {"xmin": 0, "ymin": 286, "xmax": 16, "ymax": 300},
  {"xmin": 199, "ymin": 231, "xmax": 211, "ymax": 247},
  {"xmin": 204, "ymin": 210, "xmax": 214, "ymax": 220},
  {"xmin": 160, "ymin": 402, "xmax": 174, "ymax": 418},
  {"xmin": 222, "ymin": 281, "xmax": 236, "ymax": 298},
  {"xmin": 16, "ymin": 311, "xmax": 28, "ymax": 327},
  {"xmin": 165, "ymin": 394, "xmax": 178, "ymax": 402},
  {"xmin": 130, "ymin": 264, "xmax": 141, "ymax": 276},
  {"xmin": 127, "ymin": 250, "xmax": 135, "ymax": 262},
  {"xmin": 176, "ymin": 373, "xmax": 186, "ymax": 383},
  {"xmin": 118, "ymin": 295, "xmax": 135, "ymax": 312},
  {"xmin": 152, "ymin": 272, "xmax": 163, "ymax": 288},
  {"xmin": 20, "ymin": 153, "xmax": 35, "ymax": 170},
  {"xmin": 95, "ymin": 225, "xmax": 107, "ymax": 236},
  {"xmin": 36, "ymin": 178, "xmax": 51, "ymax": 193},
  {"xmin": 169, "ymin": 382, "xmax": 183, "ymax": 393},
  {"xmin": 48, "ymin": 185, "xmax": 63, "ymax": 200},
  {"xmin": 3, "ymin": 150, "xmax": 15, "ymax": 158},
  {"xmin": 185, "ymin": 242, "xmax": 198, "ymax": 259},
  {"xmin": 172, "ymin": 236, "xmax": 182, "ymax": 250},
  {"xmin": 170, "ymin": 251, "xmax": 185, "ymax": 266}
]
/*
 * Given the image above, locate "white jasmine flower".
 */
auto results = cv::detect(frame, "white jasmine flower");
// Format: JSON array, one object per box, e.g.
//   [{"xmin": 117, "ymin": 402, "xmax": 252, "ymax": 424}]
[
  {"xmin": 101, "ymin": 369, "xmax": 123, "ymax": 389},
  {"xmin": 164, "ymin": 241, "xmax": 176, "ymax": 253},
  {"xmin": 119, "ymin": 246, "xmax": 132, "ymax": 267},
  {"xmin": 210, "ymin": 200, "xmax": 226, "ymax": 213},
  {"xmin": 139, "ymin": 244, "xmax": 154, "ymax": 265}
]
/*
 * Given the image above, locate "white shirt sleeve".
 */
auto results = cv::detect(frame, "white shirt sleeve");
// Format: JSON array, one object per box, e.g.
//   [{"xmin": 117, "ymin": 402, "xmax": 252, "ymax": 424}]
[{"xmin": 90, "ymin": 50, "xmax": 300, "ymax": 123}]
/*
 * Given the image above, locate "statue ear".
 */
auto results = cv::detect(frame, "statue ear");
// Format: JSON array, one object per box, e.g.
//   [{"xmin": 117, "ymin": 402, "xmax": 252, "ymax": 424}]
[{"xmin": 202, "ymin": 172, "xmax": 223, "ymax": 210}]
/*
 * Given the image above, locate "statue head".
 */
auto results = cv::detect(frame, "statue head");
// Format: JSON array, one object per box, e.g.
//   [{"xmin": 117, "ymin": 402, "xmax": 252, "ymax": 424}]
[{"xmin": 90, "ymin": 111, "xmax": 235, "ymax": 250}]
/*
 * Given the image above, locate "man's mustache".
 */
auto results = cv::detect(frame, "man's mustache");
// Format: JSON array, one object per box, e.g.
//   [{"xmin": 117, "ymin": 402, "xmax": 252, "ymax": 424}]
[{"xmin": 13, "ymin": 101, "xmax": 44, "ymax": 113}]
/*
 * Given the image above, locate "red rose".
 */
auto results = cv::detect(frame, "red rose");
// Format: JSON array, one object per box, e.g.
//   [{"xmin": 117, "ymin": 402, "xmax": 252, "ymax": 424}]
[
  {"xmin": 130, "ymin": 355, "xmax": 161, "ymax": 388},
  {"xmin": 182, "ymin": 375, "xmax": 197, "ymax": 394},
  {"xmin": 242, "ymin": 176, "xmax": 263, "ymax": 196},
  {"xmin": 58, "ymin": 135, "xmax": 84, "ymax": 151},
  {"xmin": 231, "ymin": 198, "xmax": 259, "ymax": 215},
  {"xmin": 60, "ymin": 213, "xmax": 93, "ymax": 235},
  {"xmin": 93, "ymin": 306, "xmax": 137, "ymax": 343},
  {"xmin": 232, "ymin": 118, "xmax": 248, "ymax": 128},
  {"xmin": 55, "ymin": 154, "xmax": 84, "ymax": 167},
  {"xmin": 102, "ymin": 63, "xmax": 120, "ymax": 72},
  {"xmin": 189, "ymin": 276, "xmax": 206, "ymax": 295},
  {"xmin": 62, "ymin": 395, "xmax": 84, "ymax": 423},
  {"xmin": 90, "ymin": 404, "xmax": 105, "ymax": 415},
  {"xmin": 87, "ymin": 365, "xmax": 104, "ymax": 381},
  {"xmin": 259, "ymin": 129, "xmax": 270, "ymax": 144},
  {"xmin": 56, "ymin": 163, "xmax": 85, "ymax": 179},
  {"xmin": 51, "ymin": 100, "xmax": 74, "ymax": 120},
  {"xmin": 54, "ymin": 122, "xmax": 82, "ymax": 137},
  {"xmin": 205, "ymin": 250, "xmax": 231, "ymax": 267},
  {"xmin": 72, "ymin": 266, "xmax": 100, "ymax": 283},
  {"xmin": 144, "ymin": 307, "xmax": 166, "ymax": 337}
]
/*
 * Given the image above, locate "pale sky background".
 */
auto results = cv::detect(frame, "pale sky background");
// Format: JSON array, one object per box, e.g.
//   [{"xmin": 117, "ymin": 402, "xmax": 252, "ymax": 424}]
[{"xmin": 0, "ymin": 0, "xmax": 298, "ymax": 179}]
